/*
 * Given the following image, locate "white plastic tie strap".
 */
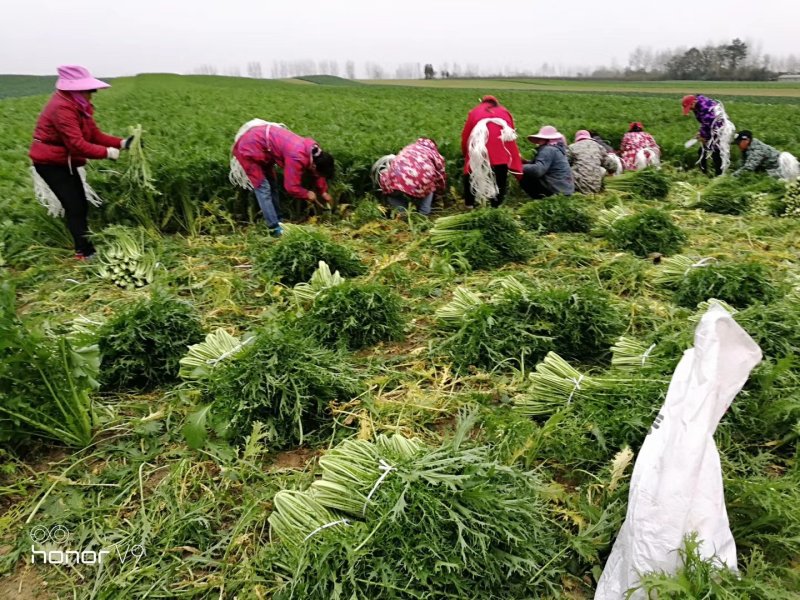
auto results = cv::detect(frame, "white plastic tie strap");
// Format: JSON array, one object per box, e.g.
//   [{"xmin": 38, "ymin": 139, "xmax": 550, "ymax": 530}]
[
  {"xmin": 206, "ymin": 336, "xmax": 254, "ymax": 366},
  {"xmin": 567, "ymin": 375, "xmax": 584, "ymax": 404},
  {"xmin": 303, "ymin": 518, "xmax": 350, "ymax": 542},
  {"xmin": 642, "ymin": 344, "xmax": 656, "ymax": 366},
  {"xmin": 685, "ymin": 257, "xmax": 715, "ymax": 275},
  {"xmin": 362, "ymin": 459, "xmax": 395, "ymax": 516}
]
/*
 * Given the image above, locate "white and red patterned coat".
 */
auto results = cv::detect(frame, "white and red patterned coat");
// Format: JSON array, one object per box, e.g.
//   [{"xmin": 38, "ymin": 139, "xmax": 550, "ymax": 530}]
[
  {"xmin": 619, "ymin": 131, "xmax": 661, "ymax": 171},
  {"xmin": 379, "ymin": 138, "xmax": 447, "ymax": 199}
]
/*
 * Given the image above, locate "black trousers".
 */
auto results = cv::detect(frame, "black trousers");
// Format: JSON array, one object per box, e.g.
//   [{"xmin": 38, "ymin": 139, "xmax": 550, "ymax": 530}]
[
  {"xmin": 519, "ymin": 172, "xmax": 555, "ymax": 200},
  {"xmin": 463, "ymin": 165, "xmax": 509, "ymax": 208},
  {"xmin": 699, "ymin": 147, "xmax": 723, "ymax": 177},
  {"xmin": 34, "ymin": 164, "xmax": 95, "ymax": 256}
]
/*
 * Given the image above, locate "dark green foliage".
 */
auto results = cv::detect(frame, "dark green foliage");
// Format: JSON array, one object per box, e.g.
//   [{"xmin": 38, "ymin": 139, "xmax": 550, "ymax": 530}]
[
  {"xmin": 430, "ymin": 208, "xmax": 534, "ymax": 270},
  {"xmin": 605, "ymin": 168, "xmax": 671, "ymax": 200},
  {"xmin": 737, "ymin": 295, "xmax": 800, "ymax": 358},
  {"xmin": 440, "ymin": 282, "xmax": 623, "ymax": 372},
  {"xmin": 518, "ymin": 195, "xmax": 593, "ymax": 233},
  {"xmin": 350, "ymin": 195, "xmax": 385, "ymax": 227},
  {"xmin": 694, "ymin": 174, "xmax": 784, "ymax": 216},
  {"xmin": 596, "ymin": 254, "xmax": 650, "ymax": 296},
  {"xmin": 673, "ymin": 261, "xmax": 777, "ymax": 308},
  {"xmin": 205, "ymin": 326, "xmax": 362, "ymax": 445},
  {"xmin": 303, "ymin": 281, "xmax": 405, "ymax": 350},
  {"xmin": 98, "ymin": 290, "xmax": 204, "ymax": 391},
  {"xmin": 254, "ymin": 226, "xmax": 366, "ymax": 285},
  {"xmin": 607, "ymin": 208, "xmax": 687, "ymax": 257}
]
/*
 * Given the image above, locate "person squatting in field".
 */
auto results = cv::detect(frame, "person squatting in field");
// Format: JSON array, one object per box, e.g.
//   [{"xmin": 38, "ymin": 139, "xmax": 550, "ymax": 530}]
[
  {"xmin": 588, "ymin": 131, "xmax": 624, "ymax": 175},
  {"xmin": 732, "ymin": 130, "xmax": 800, "ymax": 181},
  {"xmin": 230, "ymin": 120, "xmax": 335, "ymax": 236},
  {"xmin": 520, "ymin": 125, "xmax": 575, "ymax": 199},
  {"xmin": 461, "ymin": 95, "xmax": 523, "ymax": 208},
  {"xmin": 29, "ymin": 65, "xmax": 134, "ymax": 260},
  {"xmin": 619, "ymin": 122, "xmax": 661, "ymax": 171},
  {"xmin": 683, "ymin": 94, "xmax": 735, "ymax": 177},
  {"xmin": 568, "ymin": 130, "xmax": 618, "ymax": 194},
  {"xmin": 373, "ymin": 138, "xmax": 447, "ymax": 217}
]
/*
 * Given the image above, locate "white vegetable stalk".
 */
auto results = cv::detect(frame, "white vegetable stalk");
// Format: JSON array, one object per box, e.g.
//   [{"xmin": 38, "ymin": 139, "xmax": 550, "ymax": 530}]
[{"xmin": 468, "ymin": 117, "xmax": 517, "ymax": 205}]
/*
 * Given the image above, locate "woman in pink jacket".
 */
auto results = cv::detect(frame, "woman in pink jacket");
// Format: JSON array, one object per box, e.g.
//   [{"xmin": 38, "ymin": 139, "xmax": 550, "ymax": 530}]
[
  {"xmin": 374, "ymin": 138, "xmax": 447, "ymax": 216},
  {"xmin": 619, "ymin": 122, "xmax": 661, "ymax": 171},
  {"xmin": 29, "ymin": 65, "xmax": 132, "ymax": 259},
  {"xmin": 230, "ymin": 120, "xmax": 335, "ymax": 236}
]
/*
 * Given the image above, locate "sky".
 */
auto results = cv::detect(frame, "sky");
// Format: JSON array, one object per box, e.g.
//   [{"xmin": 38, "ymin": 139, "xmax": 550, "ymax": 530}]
[{"xmin": 1, "ymin": 0, "xmax": 798, "ymax": 77}]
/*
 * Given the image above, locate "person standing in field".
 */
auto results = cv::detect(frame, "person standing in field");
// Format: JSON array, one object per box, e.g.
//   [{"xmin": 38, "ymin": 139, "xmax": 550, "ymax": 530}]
[
  {"xmin": 520, "ymin": 125, "xmax": 575, "ymax": 199},
  {"xmin": 732, "ymin": 130, "xmax": 800, "ymax": 180},
  {"xmin": 230, "ymin": 119, "xmax": 335, "ymax": 236},
  {"xmin": 619, "ymin": 122, "xmax": 661, "ymax": 171},
  {"xmin": 29, "ymin": 65, "xmax": 134, "ymax": 260},
  {"xmin": 568, "ymin": 130, "xmax": 617, "ymax": 194},
  {"xmin": 461, "ymin": 95, "xmax": 523, "ymax": 208},
  {"xmin": 682, "ymin": 94, "xmax": 735, "ymax": 176},
  {"xmin": 372, "ymin": 138, "xmax": 447, "ymax": 217}
]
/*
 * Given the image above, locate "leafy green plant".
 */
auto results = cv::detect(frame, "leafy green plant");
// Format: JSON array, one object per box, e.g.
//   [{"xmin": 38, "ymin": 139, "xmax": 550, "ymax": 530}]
[
  {"xmin": 693, "ymin": 174, "xmax": 784, "ymax": 216},
  {"xmin": 199, "ymin": 325, "xmax": 362, "ymax": 445},
  {"xmin": 0, "ymin": 283, "xmax": 96, "ymax": 446},
  {"xmin": 606, "ymin": 208, "xmax": 687, "ymax": 257},
  {"xmin": 518, "ymin": 194, "xmax": 593, "ymax": 233},
  {"xmin": 350, "ymin": 195, "xmax": 386, "ymax": 227},
  {"xmin": 254, "ymin": 225, "xmax": 366, "ymax": 285},
  {"xmin": 302, "ymin": 281, "xmax": 405, "ymax": 350},
  {"xmin": 672, "ymin": 261, "xmax": 777, "ymax": 308},
  {"xmin": 98, "ymin": 290, "xmax": 204, "ymax": 391},
  {"xmin": 430, "ymin": 208, "xmax": 534, "ymax": 270},
  {"xmin": 605, "ymin": 168, "xmax": 671, "ymax": 200},
  {"xmin": 268, "ymin": 413, "xmax": 564, "ymax": 599},
  {"xmin": 437, "ymin": 278, "xmax": 622, "ymax": 372}
]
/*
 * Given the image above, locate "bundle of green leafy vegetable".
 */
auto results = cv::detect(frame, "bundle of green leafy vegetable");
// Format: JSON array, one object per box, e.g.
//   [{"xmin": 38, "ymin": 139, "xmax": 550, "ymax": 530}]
[
  {"xmin": 605, "ymin": 168, "xmax": 671, "ymax": 200},
  {"xmin": 517, "ymin": 194, "xmax": 593, "ymax": 233},
  {"xmin": 606, "ymin": 208, "xmax": 687, "ymax": 257}
]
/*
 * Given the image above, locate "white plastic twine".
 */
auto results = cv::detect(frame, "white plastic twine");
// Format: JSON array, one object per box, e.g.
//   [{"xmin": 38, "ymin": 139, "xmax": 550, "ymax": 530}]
[
  {"xmin": 779, "ymin": 152, "xmax": 800, "ymax": 181},
  {"xmin": 698, "ymin": 102, "xmax": 735, "ymax": 173},
  {"xmin": 641, "ymin": 344, "xmax": 656, "ymax": 366},
  {"xmin": 370, "ymin": 155, "xmax": 396, "ymax": 189},
  {"xmin": 567, "ymin": 375, "xmax": 584, "ymax": 405},
  {"xmin": 468, "ymin": 118, "xmax": 517, "ymax": 205},
  {"xmin": 303, "ymin": 518, "xmax": 350, "ymax": 542},
  {"xmin": 31, "ymin": 166, "xmax": 104, "ymax": 218},
  {"xmin": 684, "ymin": 257, "xmax": 715, "ymax": 276},
  {"xmin": 362, "ymin": 459, "xmax": 395, "ymax": 516},
  {"xmin": 206, "ymin": 336, "xmax": 254, "ymax": 366}
]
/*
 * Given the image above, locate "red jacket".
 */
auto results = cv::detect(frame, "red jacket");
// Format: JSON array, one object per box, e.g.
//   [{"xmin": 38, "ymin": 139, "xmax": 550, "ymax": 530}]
[
  {"xmin": 461, "ymin": 100, "xmax": 523, "ymax": 175},
  {"xmin": 232, "ymin": 125, "xmax": 328, "ymax": 199},
  {"xmin": 29, "ymin": 92, "xmax": 122, "ymax": 167},
  {"xmin": 379, "ymin": 138, "xmax": 447, "ymax": 199}
]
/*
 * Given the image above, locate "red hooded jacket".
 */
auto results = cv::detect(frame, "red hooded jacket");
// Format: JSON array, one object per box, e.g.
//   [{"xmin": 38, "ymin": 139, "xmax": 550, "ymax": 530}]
[
  {"xmin": 460, "ymin": 99, "xmax": 523, "ymax": 175},
  {"xmin": 29, "ymin": 92, "xmax": 122, "ymax": 167}
]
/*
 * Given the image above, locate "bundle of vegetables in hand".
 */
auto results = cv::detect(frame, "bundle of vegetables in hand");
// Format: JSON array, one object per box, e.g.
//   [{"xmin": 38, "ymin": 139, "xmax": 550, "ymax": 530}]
[{"xmin": 94, "ymin": 225, "xmax": 157, "ymax": 289}]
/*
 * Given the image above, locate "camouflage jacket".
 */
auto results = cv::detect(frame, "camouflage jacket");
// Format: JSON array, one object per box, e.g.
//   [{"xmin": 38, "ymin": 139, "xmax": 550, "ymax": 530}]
[{"xmin": 734, "ymin": 138, "xmax": 781, "ymax": 177}]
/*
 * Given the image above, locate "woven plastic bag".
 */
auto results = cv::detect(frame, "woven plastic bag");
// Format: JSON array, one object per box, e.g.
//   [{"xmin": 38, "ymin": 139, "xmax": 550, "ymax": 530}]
[{"xmin": 595, "ymin": 304, "xmax": 762, "ymax": 599}]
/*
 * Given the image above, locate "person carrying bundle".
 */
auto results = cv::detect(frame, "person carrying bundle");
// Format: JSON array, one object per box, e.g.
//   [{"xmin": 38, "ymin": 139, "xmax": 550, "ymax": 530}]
[
  {"xmin": 619, "ymin": 122, "xmax": 661, "ymax": 171},
  {"xmin": 460, "ymin": 95, "xmax": 523, "ymax": 208},
  {"xmin": 682, "ymin": 94, "xmax": 735, "ymax": 177},
  {"xmin": 520, "ymin": 125, "xmax": 575, "ymax": 199},
  {"xmin": 29, "ymin": 65, "xmax": 135, "ymax": 260},
  {"xmin": 568, "ymin": 130, "xmax": 617, "ymax": 194},
  {"xmin": 372, "ymin": 138, "xmax": 447, "ymax": 217},
  {"xmin": 732, "ymin": 130, "xmax": 800, "ymax": 181},
  {"xmin": 230, "ymin": 120, "xmax": 334, "ymax": 236}
]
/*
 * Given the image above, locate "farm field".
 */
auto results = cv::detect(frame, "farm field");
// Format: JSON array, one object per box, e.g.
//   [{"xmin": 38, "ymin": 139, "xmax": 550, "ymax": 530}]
[{"xmin": 1, "ymin": 74, "xmax": 800, "ymax": 598}]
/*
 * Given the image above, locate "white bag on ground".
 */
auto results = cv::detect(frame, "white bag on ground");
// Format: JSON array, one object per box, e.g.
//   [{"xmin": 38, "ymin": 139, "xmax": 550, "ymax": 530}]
[{"xmin": 595, "ymin": 305, "xmax": 762, "ymax": 600}]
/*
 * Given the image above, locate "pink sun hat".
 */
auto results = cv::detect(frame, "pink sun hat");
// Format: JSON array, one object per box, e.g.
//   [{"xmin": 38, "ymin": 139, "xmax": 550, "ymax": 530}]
[
  {"xmin": 55, "ymin": 65, "xmax": 110, "ymax": 91},
  {"xmin": 574, "ymin": 130, "xmax": 592, "ymax": 143},
  {"xmin": 526, "ymin": 125, "xmax": 564, "ymax": 144}
]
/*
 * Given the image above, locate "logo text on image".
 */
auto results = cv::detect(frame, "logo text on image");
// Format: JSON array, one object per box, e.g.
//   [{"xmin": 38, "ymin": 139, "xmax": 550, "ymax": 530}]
[{"xmin": 30, "ymin": 525, "xmax": 146, "ymax": 565}]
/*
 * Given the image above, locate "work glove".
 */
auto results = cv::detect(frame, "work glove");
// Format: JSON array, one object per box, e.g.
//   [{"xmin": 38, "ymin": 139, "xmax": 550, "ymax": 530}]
[
  {"xmin": 121, "ymin": 136, "xmax": 135, "ymax": 150},
  {"xmin": 107, "ymin": 147, "xmax": 120, "ymax": 160}
]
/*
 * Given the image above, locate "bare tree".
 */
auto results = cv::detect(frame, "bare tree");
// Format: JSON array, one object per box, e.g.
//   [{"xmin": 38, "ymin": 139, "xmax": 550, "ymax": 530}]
[
  {"xmin": 247, "ymin": 61, "xmax": 263, "ymax": 79},
  {"xmin": 194, "ymin": 64, "xmax": 218, "ymax": 75},
  {"xmin": 345, "ymin": 60, "xmax": 356, "ymax": 79}
]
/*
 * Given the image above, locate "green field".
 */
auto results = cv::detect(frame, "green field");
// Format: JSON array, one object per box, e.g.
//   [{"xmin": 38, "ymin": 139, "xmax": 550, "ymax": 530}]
[{"xmin": 1, "ymin": 74, "xmax": 800, "ymax": 598}]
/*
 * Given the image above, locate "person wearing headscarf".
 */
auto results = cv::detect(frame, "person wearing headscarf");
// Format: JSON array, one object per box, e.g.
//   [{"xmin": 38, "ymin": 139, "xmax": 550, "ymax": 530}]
[
  {"xmin": 230, "ymin": 120, "xmax": 335, "ymax": 236},
  {"xmin": 29, "ymin": 65, "xmax": 133, "ymax": 260},
  {"xmin": 568, "ymin": 130, "xmax": 617, "ymax": 194},
  {"xmin": 372, "ymin": 138, "xmax": 447, "ymax": 216},
  {"xmin": 620, "ymin": 122, "xmax": 661, "ymax": 171},
  {"xmin": 460, "ymin": 95, "xmax": 523, "ymax": 208},
  {"xmin": 732, "ymin": 130, "xmax": 800, "ymax": 181},
  {"xmin": 682, "ymin": 94, "xmax": 735, "ymax": 177},
  {"xmin": 588, "ymin": 130, "xmax": 624, "ymax": 175},
  {"xmin": 520, "ymin": 125, "xmax": 575, "ymax": 199}
]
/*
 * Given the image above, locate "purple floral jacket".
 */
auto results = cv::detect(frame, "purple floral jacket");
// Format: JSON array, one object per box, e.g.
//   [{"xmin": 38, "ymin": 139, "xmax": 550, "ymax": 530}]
[{"xmin": 692, "ymin": 95, "xmax": 721, "ymax": 141}]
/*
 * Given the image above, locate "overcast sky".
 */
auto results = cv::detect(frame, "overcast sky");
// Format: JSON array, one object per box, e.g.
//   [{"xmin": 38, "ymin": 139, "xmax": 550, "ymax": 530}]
[{"xmin": 1, "ymin": 0, "xmax": 798, "ymax": 77}]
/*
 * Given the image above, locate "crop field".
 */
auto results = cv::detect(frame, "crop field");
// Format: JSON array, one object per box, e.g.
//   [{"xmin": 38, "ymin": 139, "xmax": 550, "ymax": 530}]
[{"xmin": 1, "ymin": 74, "xmax": 800, "ymax": 598}]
